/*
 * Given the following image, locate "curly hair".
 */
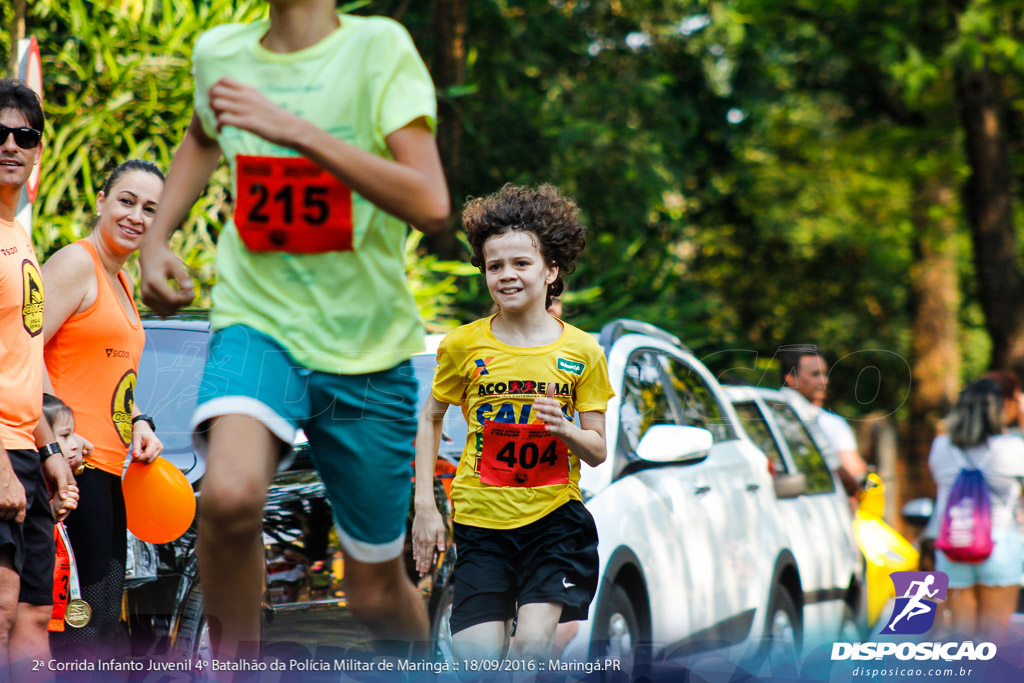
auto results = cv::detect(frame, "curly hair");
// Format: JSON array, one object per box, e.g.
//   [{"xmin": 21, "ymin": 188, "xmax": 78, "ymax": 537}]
[{"xmin": 463, "ymin": 184, "xmax": 587, "ymax": 309}]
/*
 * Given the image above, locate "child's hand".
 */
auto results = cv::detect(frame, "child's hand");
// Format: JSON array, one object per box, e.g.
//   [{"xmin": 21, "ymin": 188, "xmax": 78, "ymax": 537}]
[
  {"xmin": 51, "ymin": 482, "xmax": 79, "ymax": 522},
  {"xmin": 65, "ymin": 437, "xmax": 86, "ymax": 475},
  {"xmin": 535, "ymin": 383, "xmax": 571, "ymax": 438},
  {"xmin": 412, "ymin": 505, "xmax": 446, "ymax": 578}
]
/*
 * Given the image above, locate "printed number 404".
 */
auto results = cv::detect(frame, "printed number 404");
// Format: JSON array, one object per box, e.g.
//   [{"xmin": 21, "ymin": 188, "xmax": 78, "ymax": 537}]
[{"xmin": 494, "ymin": 441, "xmax": 558, "ymax": 469}]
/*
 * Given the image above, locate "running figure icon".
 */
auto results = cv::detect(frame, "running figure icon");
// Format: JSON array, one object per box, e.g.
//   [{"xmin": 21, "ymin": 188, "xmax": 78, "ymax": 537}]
[
  {"xmin": 882, "ymin": 571, "xmax": 949, "ymax": 635},
  {"xmin": 887, "ymin": 575, "xmax": 938, "ymax": 630}
]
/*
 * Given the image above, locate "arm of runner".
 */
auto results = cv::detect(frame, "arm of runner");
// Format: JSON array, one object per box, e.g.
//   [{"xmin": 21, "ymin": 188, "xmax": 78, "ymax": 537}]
[
  {"xmin": 139, "ymin": 114, "xmax": 222, "ymax": 316},
  {"xmin": 130, "ymin": 406, "xmax": 163, "ymax": 465},
  {"xmin": 534, "ymin": 384, "xmax": 607, "ymax": 467},
  {"xmin": 207, "ymin": 78, "xmax": 449, "ymax": 233},
  {"xmin": 838, "ymin": 448, "xmax": 868, "ymax": 480},
  {"xmin": 49, "ymin": 481, "xmax": 79, "ymax": 523},
  {"xmin": 0, "ymin": 440, "xmax": 26, "ymax": 523},
  {"xmin": 34, "ymin": 414, "xmax": 77, "ymax": 515},
  {"xmin": 412, "ymin": 394, "xmax": 448, "ymax": 577}
]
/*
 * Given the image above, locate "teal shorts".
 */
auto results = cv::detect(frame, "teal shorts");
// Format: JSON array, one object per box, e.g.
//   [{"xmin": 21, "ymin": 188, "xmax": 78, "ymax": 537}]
[{"xmin": 190, "ymin": 324, "xmax": 418, "ymax": 562}]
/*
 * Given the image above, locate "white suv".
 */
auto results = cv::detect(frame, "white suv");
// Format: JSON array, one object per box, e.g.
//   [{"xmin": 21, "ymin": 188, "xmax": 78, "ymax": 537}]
[
  {"xmin": 560, "ymin": 321, "xmax": 862, "ymax": 667},
  {"xmin": 722, "ymin": 385, "xmax": 864, "ymax": 645}
]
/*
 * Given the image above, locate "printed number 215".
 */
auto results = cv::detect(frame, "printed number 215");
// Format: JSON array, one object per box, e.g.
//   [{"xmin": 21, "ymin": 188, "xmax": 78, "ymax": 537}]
[{"xmin": 248, "ymin": 184, "xmax": 329, "ymax": 225}]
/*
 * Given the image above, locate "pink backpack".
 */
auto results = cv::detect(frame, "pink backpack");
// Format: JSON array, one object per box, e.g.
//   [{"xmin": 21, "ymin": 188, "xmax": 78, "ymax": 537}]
[{"xmin": 935, "ymin": 448, "xmax": 994, "ymax": 564}]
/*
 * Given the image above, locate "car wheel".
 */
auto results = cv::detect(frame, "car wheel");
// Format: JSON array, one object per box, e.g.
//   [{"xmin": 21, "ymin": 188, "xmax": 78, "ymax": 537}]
[
  {"xmin": 430, "ymin": 580, "xmax": 455, "ymax": 663},
  {"xmin": 591, "ymin": 585, "xmax": 644, "ymax": 665},
  {"xmin": 758, "ymin": 586, "xmax": 801, "ymax": 667},
  {"xmin": 173, "ymin": 586, "xmax": 213, "ymax": 664}
]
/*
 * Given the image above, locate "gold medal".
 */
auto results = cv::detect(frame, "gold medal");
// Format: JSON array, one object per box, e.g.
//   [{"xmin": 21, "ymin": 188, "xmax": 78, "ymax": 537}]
[{"xmin": 64, "ymin": 598, "xmax": 92, "ymax": 628}]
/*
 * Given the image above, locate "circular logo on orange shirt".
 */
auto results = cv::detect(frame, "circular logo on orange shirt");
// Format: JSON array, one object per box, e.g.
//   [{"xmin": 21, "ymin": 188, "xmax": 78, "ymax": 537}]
[
  {"xmin": 21, "ymin": 260, "xmax": 43, "ymax": 336},
  {"xmin": 111, "ymin": 370, "xmax": 136, "ymax": 448}
]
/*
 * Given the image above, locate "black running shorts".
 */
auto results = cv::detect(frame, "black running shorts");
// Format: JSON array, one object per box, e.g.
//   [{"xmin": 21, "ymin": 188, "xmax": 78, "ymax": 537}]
[
  {"xmin": 450, "ymin": 500, "xmax": 598, "ymax": 634},
  {"xmin": 0, "ymin": 449, "xmax": 55, "ymax": 605}
]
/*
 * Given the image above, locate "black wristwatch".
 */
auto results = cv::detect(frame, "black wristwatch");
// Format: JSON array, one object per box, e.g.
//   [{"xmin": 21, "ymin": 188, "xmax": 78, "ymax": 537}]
[
  {"xmin": 39, "ymin": 442, "xmax": 63, "ymax": 459},
  {"xmin": 131, "ymin": 414, "xmax": 156, "ymax": 432}
]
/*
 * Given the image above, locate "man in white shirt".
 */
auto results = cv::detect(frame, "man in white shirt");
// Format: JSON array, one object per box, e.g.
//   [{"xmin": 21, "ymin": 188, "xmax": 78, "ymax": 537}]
[{"xmin": 779, "ymin": 345, "xmax": 868, "ymax": 496}]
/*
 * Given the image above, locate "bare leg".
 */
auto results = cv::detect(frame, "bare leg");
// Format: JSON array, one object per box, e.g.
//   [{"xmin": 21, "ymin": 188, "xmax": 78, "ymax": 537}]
[
  {"xmin": 453, "ymin": 620, "xmax": 511, "ymax": 662},
  {"xmin": 197, "ymin": 415, "xmax": 279, "ymax": 661},
  {"xmin": 553, "ymin": 621, "xmax": 578, "ymax": 657},
  {"xmin": 976, "ymin": 584, "xmax": 1020, "ymax": 644},
  {"xmin": 946, "ymin": 586, "xmax": 980, "ymax": 639},
  {"xmin": 342, "ymin": 553, "xmax": 429, "ymax": 655},
  {"xmin": 508, "ymin": 602, "xmax": 562, "ymax": 662},
  {"xmin": 0, "ymin": 552, "xmax": 20, "ymax": 673},
  {"xmin": 10, "ymin": 603, "xmax": 50, "ymax": 681}
]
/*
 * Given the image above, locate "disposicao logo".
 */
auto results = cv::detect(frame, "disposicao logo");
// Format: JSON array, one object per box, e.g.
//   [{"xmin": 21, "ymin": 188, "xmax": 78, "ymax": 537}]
[
  {"xmin": 831, "ymin": 570, "xmax": 997, "ymax": 662},
  {"xmin": 882, "ymin": 571, "xmax": 948, "ymax": 635}
]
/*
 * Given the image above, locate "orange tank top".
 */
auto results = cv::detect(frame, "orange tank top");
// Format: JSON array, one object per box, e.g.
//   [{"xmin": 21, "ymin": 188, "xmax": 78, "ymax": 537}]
[
  {"xmin": 45, "ymin": 240, "xmax": 145, "ymax": 475},
  {"xmin": 0, "ymin": 218, "xmax": 44, "ymax": 450}
]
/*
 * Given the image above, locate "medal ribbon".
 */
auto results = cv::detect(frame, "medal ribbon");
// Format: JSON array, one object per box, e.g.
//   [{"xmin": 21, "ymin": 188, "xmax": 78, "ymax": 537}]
[{"xmin": 56, "ymin": 522, "xmax": 85, "ymax": 604}]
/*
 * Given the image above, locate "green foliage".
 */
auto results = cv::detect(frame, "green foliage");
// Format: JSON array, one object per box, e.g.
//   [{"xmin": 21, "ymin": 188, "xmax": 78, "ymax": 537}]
[
  {"xmin": 8, "ymin": 0, "xmax": 474, "ymax": 325},
  {"xmin": 8, "ymin": 0, "xmax": 1017, "ymax": 420},
  {"xmin": 24, "ymin": 0, "xmax": 267, "ymax": 306}
]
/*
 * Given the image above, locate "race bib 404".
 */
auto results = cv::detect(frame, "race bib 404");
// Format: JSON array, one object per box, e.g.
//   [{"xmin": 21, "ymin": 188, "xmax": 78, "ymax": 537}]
[
  {"xmin": 478, "ymin": 421, "xmax": 569, "ymax": 488},
  {"xmin": 235, "ymin": 155, "xmax": 353, "ymax": 254}
]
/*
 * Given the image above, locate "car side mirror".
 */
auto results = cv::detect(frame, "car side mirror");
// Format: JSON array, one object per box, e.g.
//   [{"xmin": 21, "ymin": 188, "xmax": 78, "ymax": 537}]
[
  {"xmin": 773, "ymin": 472, "xmax": 806, "ymax": 499},
  {"xmin": 636, "ymin": 425, "xmax": 713, "ymax": 463},
  {"xmin": 901, "ymin": 498, "xmax": 934, "ymax": 527}
]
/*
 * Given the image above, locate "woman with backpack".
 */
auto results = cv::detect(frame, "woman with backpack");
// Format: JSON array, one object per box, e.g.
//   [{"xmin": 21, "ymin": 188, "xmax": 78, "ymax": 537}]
[{"xmin": 929, "ymin": 378, "xmax": 1024, "ymax": 642}]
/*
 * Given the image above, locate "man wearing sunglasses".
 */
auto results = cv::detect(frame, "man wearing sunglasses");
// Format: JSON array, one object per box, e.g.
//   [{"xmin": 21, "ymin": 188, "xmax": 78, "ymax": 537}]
[{"xmin": 0, "ymin": 79, "xmax": 77, "ymax": 677}]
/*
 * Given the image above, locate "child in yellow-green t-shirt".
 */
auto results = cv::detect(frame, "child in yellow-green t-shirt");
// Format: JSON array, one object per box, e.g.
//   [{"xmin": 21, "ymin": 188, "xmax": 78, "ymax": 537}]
[
  {"xmin": 413, "ymin": 184, "xmax": 614, "ymax": 663},
  {"xmin": 137, "ymin": 0, "xmax": 450, "ymax": 661}
]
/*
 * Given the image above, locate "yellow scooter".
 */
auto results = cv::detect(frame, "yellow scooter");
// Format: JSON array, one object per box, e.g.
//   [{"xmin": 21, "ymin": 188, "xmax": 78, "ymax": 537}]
[{"xmin": 853, "ymin": 473, "xmax": 920, "ymax": 627}]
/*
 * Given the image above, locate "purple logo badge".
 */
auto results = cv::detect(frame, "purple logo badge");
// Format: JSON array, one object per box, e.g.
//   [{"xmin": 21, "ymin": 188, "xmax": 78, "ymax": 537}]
[{"xmin": 882, "ymin": 571, "xmax": 949, "ymax": 635}]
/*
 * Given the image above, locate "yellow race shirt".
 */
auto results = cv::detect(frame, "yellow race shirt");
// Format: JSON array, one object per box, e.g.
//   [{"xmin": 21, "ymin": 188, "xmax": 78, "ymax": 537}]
[
  {"xmin": 191, "ymin": 13, "xmax": 436, "ymax": 374},
  {"xmin": 433, "ymin": 316, "xmax": 614, "ymax": 529}
]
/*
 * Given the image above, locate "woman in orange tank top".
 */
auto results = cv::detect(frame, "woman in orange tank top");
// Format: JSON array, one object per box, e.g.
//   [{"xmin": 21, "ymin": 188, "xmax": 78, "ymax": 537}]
[{"xmin": 41, "ymin": 160, "xmax": 166, "ymax": 658}]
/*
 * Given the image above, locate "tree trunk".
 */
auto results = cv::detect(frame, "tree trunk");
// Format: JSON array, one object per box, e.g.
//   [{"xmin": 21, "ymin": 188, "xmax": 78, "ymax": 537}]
[
  {"xmin": 5, "ymin": 0, "xmax": 26, "ymax": 78},
  {"xmin": 954, "ymin": 63, "xmax": 1024, "ymax": 377},
  {"xmin": 903, "ymin": 175, "xmax": 960, "ymax": 517},
  {"xmin": 425, "ymin": 0, "xmax": 467, "ymax": 260}
]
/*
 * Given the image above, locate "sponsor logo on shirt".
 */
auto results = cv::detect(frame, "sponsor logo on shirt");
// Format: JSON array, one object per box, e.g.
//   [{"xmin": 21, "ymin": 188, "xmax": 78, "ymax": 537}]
[
  {"xmin": 557, "ymin": 358, "xmax": 585, "ymax": 376},
  {"xmin": 111, "ymin": 370, "xmax": 137, "ymax": 447},
  {"xmin": 473, "ymin": 357, "xmax": 495, "ymax": 378},
  {"xmin": 477, "ymin": 381, "xmax": 570, "ymax": 397},
  {"xmin": 21, "ymin": 259, "xmax": 43, "ymax": 336}
]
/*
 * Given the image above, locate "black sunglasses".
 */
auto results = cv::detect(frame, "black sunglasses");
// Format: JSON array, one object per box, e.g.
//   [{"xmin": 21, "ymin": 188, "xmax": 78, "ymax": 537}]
[{"xmin": 0, "ymin": 125, "xmax": 42, "ymax": 149}]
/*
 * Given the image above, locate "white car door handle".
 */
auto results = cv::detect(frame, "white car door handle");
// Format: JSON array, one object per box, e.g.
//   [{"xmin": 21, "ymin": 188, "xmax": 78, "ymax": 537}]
[
  {"xmin": 746, "ymin": 483, "xmax": 760, "ymax": 492},
  {"xmin": 694, "ymin": 485, "xmax": 711, "ymax": 495}
]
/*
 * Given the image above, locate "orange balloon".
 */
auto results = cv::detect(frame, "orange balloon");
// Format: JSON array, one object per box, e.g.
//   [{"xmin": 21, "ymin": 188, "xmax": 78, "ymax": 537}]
[{"xmin": 122, "ymin": 457, "xmax": 196, "ymax": 543}]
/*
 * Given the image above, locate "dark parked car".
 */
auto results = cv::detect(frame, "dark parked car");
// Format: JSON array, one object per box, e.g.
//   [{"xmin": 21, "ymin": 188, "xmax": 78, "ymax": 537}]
[{"xmin": 122, "ymin": 313, "xmax": 457, "ymax": 660}]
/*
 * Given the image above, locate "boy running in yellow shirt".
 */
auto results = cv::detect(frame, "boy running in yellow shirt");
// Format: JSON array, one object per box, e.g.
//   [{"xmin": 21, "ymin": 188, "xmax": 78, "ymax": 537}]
[{"xmin": 413, "ymin": 184, "xmax": 613, "ymax": 663}]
